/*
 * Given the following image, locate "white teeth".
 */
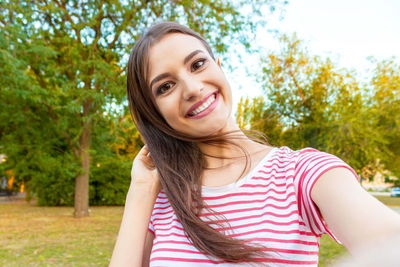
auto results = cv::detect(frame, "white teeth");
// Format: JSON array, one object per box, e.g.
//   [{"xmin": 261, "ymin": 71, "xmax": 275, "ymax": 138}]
[{"xmin": 190, "ymin": 94, "xmax": 216, "ymax": 116}]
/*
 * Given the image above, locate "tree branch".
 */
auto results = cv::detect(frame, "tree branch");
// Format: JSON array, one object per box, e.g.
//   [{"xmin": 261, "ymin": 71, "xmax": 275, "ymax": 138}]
[
  {"xmin": 30, "ymin": 67, "xmax": 47, "ymax": 89},
  {"xmin": 117, "ymin": 65, "xmax": 127, "ymax": 77},
  {"xmin": 107, "ymin": 9, "xmax": 136, "ymax": 50},
  {"xmin": 0, "ymin": 17, "xmax": 7, "ymax": 27},
  {"xmin": 92, "ymin": 0, "xmax": 105, "ymax": 50},
  {"xmin": 53, "ymin": 0, "xmax": 81, "ymax": 42}
]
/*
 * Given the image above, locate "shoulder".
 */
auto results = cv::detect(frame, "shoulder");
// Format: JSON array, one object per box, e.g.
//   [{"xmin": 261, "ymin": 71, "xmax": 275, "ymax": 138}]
[
  {"xmin": 282, "ymin": 146, "xmax": 359, "ymax": 191},
  {"xmin": 295, "ymin": 147, "xmax": 342, "ymax": 166},
  {"xmin": 278, "ymin": 146, "xmax": 356, "ymax": 179},
  {"xmin": 266, "ymin": 146, "xmax": 343, "ymax": 170},
  {"xmin": 279, "ymin": 147, "xmax": 360, "ymax": 240},
  {"xmin": 268, "ymin": 146, "xmax": 326, "ymax": 161}
]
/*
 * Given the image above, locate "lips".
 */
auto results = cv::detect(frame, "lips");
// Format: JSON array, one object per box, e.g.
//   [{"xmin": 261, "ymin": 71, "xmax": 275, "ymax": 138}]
[{"xmin": 185, "ymin": 91, "xmax": 218, "ymax": 118}]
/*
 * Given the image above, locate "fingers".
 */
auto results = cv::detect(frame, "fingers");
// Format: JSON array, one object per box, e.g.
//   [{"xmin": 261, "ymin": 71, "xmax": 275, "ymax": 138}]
[
  {"xmin": 137, "ymin": 145, "xmax": 149, "ymax": 157},
  {"xmin": 137, "ymin": 145, "xmax": 155, "ymax": 169}
]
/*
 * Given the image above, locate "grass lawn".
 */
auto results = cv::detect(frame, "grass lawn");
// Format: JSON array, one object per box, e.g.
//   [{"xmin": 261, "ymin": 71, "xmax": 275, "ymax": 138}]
[
  {"xmin": 0, "ymin": 201, "xmax": 123, "ymax": 267},
  {"xmin": 318, "ymin": 235, "xmax": 348, "ymax": 266},
  {"xmin": 1, "ymin": 195, "xmax": 398, "ymax": 266},
  {"xmin": 373, "ymin": 195, "xmax": 400, "ymax": 207}
]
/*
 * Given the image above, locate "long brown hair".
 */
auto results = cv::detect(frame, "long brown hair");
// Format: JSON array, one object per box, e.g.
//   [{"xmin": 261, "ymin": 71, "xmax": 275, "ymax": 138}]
[{"xmin": 127, "ymin": 21, "xmax": 267, "ymax": 263}]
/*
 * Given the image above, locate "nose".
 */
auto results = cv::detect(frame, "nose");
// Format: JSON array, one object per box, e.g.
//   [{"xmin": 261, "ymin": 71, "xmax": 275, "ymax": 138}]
[{"xmin": 181, "ymin": 75, "xmax": 204, "ymax": 102}]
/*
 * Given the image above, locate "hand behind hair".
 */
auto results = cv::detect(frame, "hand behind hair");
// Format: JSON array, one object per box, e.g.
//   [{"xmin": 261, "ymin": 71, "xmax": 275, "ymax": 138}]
[{"xmin": 131, "ymin": 145, "xmax": 161, "ymax": 193}]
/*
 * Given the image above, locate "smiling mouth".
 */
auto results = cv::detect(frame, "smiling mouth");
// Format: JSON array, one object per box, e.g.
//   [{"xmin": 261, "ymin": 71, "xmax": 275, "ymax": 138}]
[{"xmin": 187, "ymin": 93, "xmax": 217, "ymax": 117}]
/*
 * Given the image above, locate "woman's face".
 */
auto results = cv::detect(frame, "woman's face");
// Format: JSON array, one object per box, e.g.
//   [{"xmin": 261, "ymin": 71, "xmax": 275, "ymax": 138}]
[{"xmin": 148, "ymin": 33, "xmax": 233, "ymax": 137}]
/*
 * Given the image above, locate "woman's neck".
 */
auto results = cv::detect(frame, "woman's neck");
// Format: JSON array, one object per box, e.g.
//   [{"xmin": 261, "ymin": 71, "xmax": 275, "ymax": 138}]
[{"xmin": 196, "ymin": 118, "xmax": 269, "ymax": 169}]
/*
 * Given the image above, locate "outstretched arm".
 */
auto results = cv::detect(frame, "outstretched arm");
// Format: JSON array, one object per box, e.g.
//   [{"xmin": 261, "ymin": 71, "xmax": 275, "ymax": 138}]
[{"xmin": 311, "ymin": 167, "xmax": 400, "ymax": 254}]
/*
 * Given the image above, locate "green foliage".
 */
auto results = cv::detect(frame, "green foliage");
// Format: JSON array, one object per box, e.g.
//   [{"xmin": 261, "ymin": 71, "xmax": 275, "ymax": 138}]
[
  {"xmin": 236, "ymin": 96, "xmax": 285, "ymax": 147},
  {"xmin": 0, "ymin": 0, "xmax": 286, "ymax": 206},
  {"xmin": 32, "ymin": 154, "xmax": 78, "ymax": 206},
  {"xmin": 237, "ymin": 34, "xmax": 399, "ymax": 178},
  {"xmin": 89, "ymin": 156, "xmax": 131, "ymax": 206},
  {"xmin": 370, "ymin": 59, "xmax": 400, "ymax": 179},
  {"xmin": 88, "ymin": 114, "xmax": 143, "ymax": 206}
]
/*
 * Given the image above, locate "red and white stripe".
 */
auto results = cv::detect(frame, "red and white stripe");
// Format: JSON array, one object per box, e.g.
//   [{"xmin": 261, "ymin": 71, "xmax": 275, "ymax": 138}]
[{"xmin": 147, "ymin": 147, "xmax": 358, "ymax": 266}]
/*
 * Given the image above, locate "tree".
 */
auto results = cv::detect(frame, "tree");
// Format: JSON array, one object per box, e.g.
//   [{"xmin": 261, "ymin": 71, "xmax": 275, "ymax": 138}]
[
  {"xmin": 89, "ymin": 112, "xmax": 143, "ymax": 206},
  {"xmin": 0, "ymin": 0, "xmax": 286, "ymax": 216},
  {"xmin": 236, "ymin": 96, "xmax": 285, "ymax": 147},
  {"xmin": 370, "ymin": 58, "xmax": 400, "ymax": 182},
  {"xmin": 253, "ymin": 34, "xmax": 389, "ymax": 176}
]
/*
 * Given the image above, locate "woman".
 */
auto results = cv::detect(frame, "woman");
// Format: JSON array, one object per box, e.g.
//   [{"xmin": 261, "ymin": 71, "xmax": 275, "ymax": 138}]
[{"xmin": 110, "ymin": 22, "xmax": 400, "ymax": 266}]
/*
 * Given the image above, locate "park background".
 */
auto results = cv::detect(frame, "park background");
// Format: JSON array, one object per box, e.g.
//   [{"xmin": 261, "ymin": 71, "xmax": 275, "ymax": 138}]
[{"xmin": 1, "ymin": 0, "xmax": 399, "ymax": 266}]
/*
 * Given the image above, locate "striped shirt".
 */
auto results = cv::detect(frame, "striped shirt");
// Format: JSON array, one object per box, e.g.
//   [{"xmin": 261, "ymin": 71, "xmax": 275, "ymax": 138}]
[{"xmin": 148, "ymin": 146, "xmax": 358, "ymax": 266}]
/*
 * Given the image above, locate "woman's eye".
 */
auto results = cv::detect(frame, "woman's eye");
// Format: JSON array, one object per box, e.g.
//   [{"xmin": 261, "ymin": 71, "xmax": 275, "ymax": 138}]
[
  {"xmin": 191, "ymin": 59, "xmax": 206, "ymax": 71},
  {"xmin": 156, "ymin": 82, "xmax": 174, "ymax": 95}
]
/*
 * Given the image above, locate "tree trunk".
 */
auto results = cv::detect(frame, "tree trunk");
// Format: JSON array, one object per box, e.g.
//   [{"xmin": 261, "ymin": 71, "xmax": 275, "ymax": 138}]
[{"xmin": 74, "ymin": 101, "xmax": 92, "ymax": 218}]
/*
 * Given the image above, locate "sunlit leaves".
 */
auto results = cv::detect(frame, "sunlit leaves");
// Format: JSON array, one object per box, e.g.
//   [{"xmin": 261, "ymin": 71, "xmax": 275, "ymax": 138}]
[
  {"xmin": 370, "ymin": 59, "xmax": 400, "ymax": 180},
  {"xmin": 246, "ymin": 35, "xmax": 399, "ymax": 178}
]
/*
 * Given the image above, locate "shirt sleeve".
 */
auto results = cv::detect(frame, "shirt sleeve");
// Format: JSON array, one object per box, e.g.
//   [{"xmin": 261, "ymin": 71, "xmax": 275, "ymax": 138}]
[{"xmin": 294, "ymin": 148, "xmax": 359, "ymax": 243}]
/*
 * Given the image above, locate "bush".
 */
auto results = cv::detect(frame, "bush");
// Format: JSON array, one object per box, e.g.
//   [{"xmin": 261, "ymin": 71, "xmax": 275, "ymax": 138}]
[
  {"xmin": 30, "ymin": 153, "xmax": 78, "ymax": 206},
  {"xmin": 23, "ymin": 148, "xmax": 132, "ymax": 206},
  {"xmin": 89, "ymin": 156, "xmax": 131, "ymax": 206}
]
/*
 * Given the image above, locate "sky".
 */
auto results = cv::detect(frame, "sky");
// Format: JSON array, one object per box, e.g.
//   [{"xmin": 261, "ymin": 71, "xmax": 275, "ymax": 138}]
[{"xmin": 228, "ymin": 0, "xmax": 400, "ymax": 110}]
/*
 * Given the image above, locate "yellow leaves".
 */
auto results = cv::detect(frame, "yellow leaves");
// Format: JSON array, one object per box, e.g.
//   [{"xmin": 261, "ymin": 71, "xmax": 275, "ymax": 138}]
[
  {"xmin": 109, "ymin": 114, "xmax": 143, "ymax": 158},
  {"xmin": 236, "ymin": 96, "xmax": 250, "ymax": 129}
]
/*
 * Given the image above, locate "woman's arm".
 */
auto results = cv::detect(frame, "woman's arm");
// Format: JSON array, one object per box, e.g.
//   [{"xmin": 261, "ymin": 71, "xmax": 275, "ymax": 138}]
[
  {"xmin": 110, "ymin": 146, "xmax": 160, "ymax": 267},
  {"xmin": 311, "ymin": 167, "xmax": 400, "ymax": 254},
  {"xmin": 110, "ymin": 183, "xmax": 158, "ymax": 267}
]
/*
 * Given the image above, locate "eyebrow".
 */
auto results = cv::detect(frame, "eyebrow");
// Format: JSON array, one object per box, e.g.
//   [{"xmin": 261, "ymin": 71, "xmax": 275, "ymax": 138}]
[
  {"xmin": 183, "ymin": 49, "xmax": 203, "ymax": 65},
  {"xmin": 149, "ymin": 49, "xmax": 204, "ymax": 91},
  {"xmin": 150, "ymin": 72, "xmax": 171, "ymax": 92}
]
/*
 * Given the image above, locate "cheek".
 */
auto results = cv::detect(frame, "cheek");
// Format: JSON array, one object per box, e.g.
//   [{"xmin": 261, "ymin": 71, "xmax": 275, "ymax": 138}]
[
  {"xmin": 156, "ymin": 98, "xmax": 180, "ymax": 125},
  {"xmin": 222, "ymin": 79, "xmax": 233, "ymax": 106}
]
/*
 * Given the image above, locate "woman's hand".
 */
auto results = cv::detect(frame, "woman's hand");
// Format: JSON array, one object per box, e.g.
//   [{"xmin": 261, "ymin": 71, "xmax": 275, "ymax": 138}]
[{"xmin": 131, "ymin": 145, "xmax": 161, "ymax": 194}]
